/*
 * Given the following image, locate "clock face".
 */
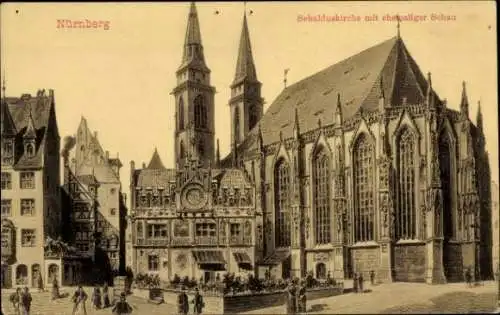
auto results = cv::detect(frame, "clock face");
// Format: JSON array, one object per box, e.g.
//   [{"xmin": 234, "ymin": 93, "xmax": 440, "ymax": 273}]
[{"xmin": 182, "ymin": 184, "xmax": 207, "ymax": 210}]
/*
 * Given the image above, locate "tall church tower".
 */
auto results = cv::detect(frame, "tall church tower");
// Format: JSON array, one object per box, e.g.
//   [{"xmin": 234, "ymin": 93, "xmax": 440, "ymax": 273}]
[
  {"xmin": 229, "ymin": 13, "xmax": 263, "ymax": 149},
  {"xmin": 172, "ymin": 2, "xmax": 216, "ymax": 169}
]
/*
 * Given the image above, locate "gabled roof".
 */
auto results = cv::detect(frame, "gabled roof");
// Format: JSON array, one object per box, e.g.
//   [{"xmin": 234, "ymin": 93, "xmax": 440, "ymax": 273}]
[
  {"xmin": 3, "ymin": 91, "xmax": 55, "ymax": 168},
  {"xmin": 224, "ymin": 36, "xmax": 435, "ymax": 162}
]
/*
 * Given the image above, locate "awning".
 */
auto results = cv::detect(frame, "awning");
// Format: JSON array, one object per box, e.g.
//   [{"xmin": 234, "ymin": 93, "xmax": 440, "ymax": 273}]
[
  {"xmin": 233, "ymin": 252, "xmax": 253, "ymax": 270},
  {"xmin": 258, "ymin": 248, "xmax": 291, "ymax": 266},
  {"xmin": 192, "ymin": 250, "xmax": 226, "ymax": 271}
]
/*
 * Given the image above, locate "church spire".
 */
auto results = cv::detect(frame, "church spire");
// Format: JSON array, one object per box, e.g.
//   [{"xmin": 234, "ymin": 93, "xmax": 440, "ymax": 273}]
[
  {"xmin": 180, "ymin": 2, "xmax": 206, "ymax": 68},
  {"xmin": 24, "ymin": 104, "xmax": 37, "ymax": 139},
  {"xmin": 460, "ymin": 81, "xmax": 469, "ymax": 117},
  {"xmin": 476, "ymin": 100, "xmax": 483, "ymax": 132},
  {"xmin": 232, "ymin": 12, "xmax": 257, "ymax": 86}
]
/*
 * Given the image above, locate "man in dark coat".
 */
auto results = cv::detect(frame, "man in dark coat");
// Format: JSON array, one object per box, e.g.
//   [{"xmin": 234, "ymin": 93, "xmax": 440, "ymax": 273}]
[
  {"xmin": 112, "ymin": 292, "xmax": 134, "ymax": 314},
  {"xmin": 286, "ymin": 281, "xmax": 297, "ymax": 314},
  {"xmin": 177, "ymin": 286, "xmax": 189, "ymax": 315},
  {"xmin": 297, "ymin": 280, "xmax": 307, "ymax": 313},
  {"xmin": 353, "ymin": 273, "xmax": 358, "ymax": 293},
  {"xmin": 358, "ymin": 273, "xmax": 364, "ymax": 293},
  {"xmin": 72, "ymin": 286, "xmax": 88, "ymax": 315},
  {"xmin": 10, "ymin": 287, "xmax": 22, "ymax": 315},
  {"xmin": 192, "ymin": 287, "xmax": 204, "ymax": 315},
  {"xmin": 369, "ymin": 270, "xmax": 375, "ymax": 286},
  {"xmin": 20, "ymin": 287, "xmax": 32, "ymax": 315}
]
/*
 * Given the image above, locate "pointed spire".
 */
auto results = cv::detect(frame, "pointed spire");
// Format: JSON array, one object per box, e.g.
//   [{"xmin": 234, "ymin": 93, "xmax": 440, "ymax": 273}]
[
  {"xmin": 216, "ymin": 138, "xmax": 221, "ymax": 167},
  {"xmin": 181, "ymin": 2, "xmax": 205, "ymax": 66},
  {"xmin": 317, "ymin": 118, "xmax": 322, "ymax": 129},
  {"xmin": 233, "ymin": 11, "xmax": 257, "ymax": 85},
  {"xmin": 396, "ymin": 16, "xmax": 401, "ymax": 38},
  {"xmin": 460, "ymin": 81, "xmax": 469, "ymax": 116},
  {"xmin": 426, "ymin": 72, "xmax": 434, "ymax": 108},
  {"xmin": 476, "ymin": 100, "xmax": 483, "ymax": 131},
  {"xmin": 293, "ymin": 107, "xmax": 300, "ymax": 137},
  {"xmin": 379, "ymin": 76, "xmax": 385, "ymax": 99},
  {"xmin": 147, "ymin": 147, "xmax": 166, "ymax": 169},
  {"xmin": 24, "ymin": 104, "xmax": 36, "ymax": 139}
]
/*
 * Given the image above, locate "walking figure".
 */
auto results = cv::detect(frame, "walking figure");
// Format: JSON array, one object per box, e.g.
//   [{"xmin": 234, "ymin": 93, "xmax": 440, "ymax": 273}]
[
  {"xmin": 297, "ymin": 280, "xmax": 307, "ymax": 314},
  {"xmin": 286, "ymin": 280, "xmax": 297, "ymax": 314},
  {"xmin": 20, "ymin": 287, "xmax": 32, "ymax": 315},
  {"xmin": 92, "ymin": 286, "xmax": 102, "ymax": 309},
  {"xmin": 353, "ymin": 273, "xmax": 358, "ymax": 293},
  {"xmin": 358, "ymin": 273, "xmax": 364, "ymax": 293},
  {"xmin": 102, "ymin": 283, "xmax": 111, "ymax": 308},
  {"xmin": 72, "ymin": 286, "xmax": 88, "ymax": 315},
  {"xmin": 9, "ymin": 288, "xmax": 22, "ymax": 315},
  {"xmin": 177, "ymin": 285, "xmax": 189, "ymax": 315},
  {"xmin": 464, "ymin": 267, "xmax": 472, "ymax": 287},
  {"xmin": 37, "ymin": 274, "xmax": 44, "ymax": 292},
  {"xmin": 52, "ymin": 277, "xmax": 60, "ymax": 300},
  {"xmin": 192, "ymin": 287, "xmax": 205, "ymax": 315},
  {"xmin": 370, "ymin": 270, "xmax": 375, "ymax": 286},
  {"xmin": 112, "ymin": 292, "xmax": 133, "ymax": 315}
]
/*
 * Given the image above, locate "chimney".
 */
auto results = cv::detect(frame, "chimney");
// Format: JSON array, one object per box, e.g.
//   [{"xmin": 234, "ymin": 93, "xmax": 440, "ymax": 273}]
[
  {"xmin": 63, "ymin": 153, "xmax": 70, "ymax": 186},
  {"xmin": 94, "ymin": 131, "xmax": 98, "ymax": 139},
  {"xmin": 142, "ymin": 162, "xmax": 146, "ymax": 169}
]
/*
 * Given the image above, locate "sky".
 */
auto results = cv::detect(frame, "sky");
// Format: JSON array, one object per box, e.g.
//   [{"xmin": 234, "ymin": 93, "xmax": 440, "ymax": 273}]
[{"xmin": 1, "ymin": 1, "xmax": 498, "ymax": 198}]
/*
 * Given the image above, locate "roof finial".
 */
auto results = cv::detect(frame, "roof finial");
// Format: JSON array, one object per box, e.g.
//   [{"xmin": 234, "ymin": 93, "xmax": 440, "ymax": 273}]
[
  {"xmin": 284, "ymin": 68, "xmax": 290, "ymax": 89},
  {"xmin": 396, "ymin": 16, "xmax": 401, "ymax": 38}
]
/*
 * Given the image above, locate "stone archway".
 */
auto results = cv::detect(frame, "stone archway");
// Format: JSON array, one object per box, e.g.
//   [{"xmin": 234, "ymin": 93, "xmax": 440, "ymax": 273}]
[
  {"xmin": 31, "ymin": 264, "xmax": 41, "ymax": 288},
  {"xmin": 16, "ymin": 264, "xmax": 28, "ymax": 286},
  {"xmin": 48, "ymin": 264, "xmax": 59, "ymax": 284},
  {"xmin": 316, "ymin": 262, "xmax": 326, "ymax": 279}
]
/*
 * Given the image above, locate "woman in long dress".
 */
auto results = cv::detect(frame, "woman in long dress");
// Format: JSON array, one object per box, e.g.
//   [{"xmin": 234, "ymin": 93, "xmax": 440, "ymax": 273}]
[
  {"xmin": 52, "ymin": 277, "xmax": 60, "ymax": 300},
  {"xmin": 102, "ymin": 283, "xmax": 111, "ymax": 308},
  {"xmin": 92, "ymin": 287, "xmax": 102, "ymax": 310}
]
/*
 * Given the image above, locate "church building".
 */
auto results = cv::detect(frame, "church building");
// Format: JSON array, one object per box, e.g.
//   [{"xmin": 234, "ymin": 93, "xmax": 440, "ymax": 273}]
[{"xmin": 129, "ymin": 2, "xmax": 493, "ymax": 284}]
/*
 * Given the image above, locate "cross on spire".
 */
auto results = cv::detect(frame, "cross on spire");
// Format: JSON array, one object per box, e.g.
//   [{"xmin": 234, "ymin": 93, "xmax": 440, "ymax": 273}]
[{"xmin": 396, "ymin": 16, "xmax": 401, "ymax": 38}]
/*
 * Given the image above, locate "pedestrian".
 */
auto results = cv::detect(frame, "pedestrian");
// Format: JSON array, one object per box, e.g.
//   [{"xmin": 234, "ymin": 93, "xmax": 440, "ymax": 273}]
[
  {"xmin": 177, "ymin": 285, "xmax": 189, "ymax": 315},
  {"xmin": 112, "ymin": 292, "xmax": 134, "ymax": 315},
  {"xmin": 286, "ymin": 280, "xmax": 297, "ymax": 314},
  {"xmin": 52, "ymin": 277, "xmax": 60, "ymax": 300},
  {"xmin": 370, "ymin": 270, "xmax": 375, "ymax": 286},
  {"xmin": 353, "ymin": 272, "xmax": 358, "ymax": 293},
  {"xmin": 9, "ymin": 287, "xmax": 22, "ymax": 315},
  {"xmin": 71, "ymin": 286, "xmax": 88, "ymax": 315},
  {"xmin": 464, "ymin": 267, "xmax": 472, "ymax": 287},
  {"xmin": 20, "ymin": 287, "xmax": 32, "ymax": 315},
  {"xmin": 191, "ymin": 287, "xmax": 205, "ymax": 315},
  {"xmin": 102, "ymin": 283, "xmax": 111, "ymax": 308},
  {"xmin": 92, "ymin": 286, "xmax": 102, "ymax": 310},
  {"xmin": 297, "ymin": 279, "xmax": 307, "ymax": 314},
  {"xmin": 359, "ymin": 273, "xmax": 364, "ymax": 293},
  {"xmin": 37, "ymin": 274, "xmax": 44, "ymax": 292}
]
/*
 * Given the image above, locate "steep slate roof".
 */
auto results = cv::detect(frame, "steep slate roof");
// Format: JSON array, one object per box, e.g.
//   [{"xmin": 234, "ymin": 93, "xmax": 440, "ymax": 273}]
[
  {"xmin": 223, "ymin": 36, "xmax": 434, "ymax": 163},
  {"xmin": 3, "ymin": 92, "xmax": 54, "ymax": 168},
  {"xmin": 147, "ymin": 148, "xmax": 166, "ymax": 170}
]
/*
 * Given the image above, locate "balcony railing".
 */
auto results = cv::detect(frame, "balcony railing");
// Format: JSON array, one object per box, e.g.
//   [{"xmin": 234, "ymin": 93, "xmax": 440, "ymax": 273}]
[
  {"xmin": 194, "ymin": 237, "xmax": 218, "ymax": 246},
  {"xmin": 136, "ymin": 238, "xmax": 169, "ymax": 246},
  {"xmin": 229, "ymin": 236, "xmax": 252, "ymax": 246},
  {"xmin": 171, "ymin": 238, "xmax": 192, "ymax": 246}
]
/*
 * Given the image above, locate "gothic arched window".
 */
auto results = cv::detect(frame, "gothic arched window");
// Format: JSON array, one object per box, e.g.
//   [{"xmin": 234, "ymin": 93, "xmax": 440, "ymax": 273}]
[
  {"xmin": 249, "ymin": 103, "xmax": 258, "ymax": 130},
  {"xmin": 396, "ymin": 128, "xmax": 416, "ymax": 240},
  {"xmin": 178, "ymin": 97, "xmax": 185, "ymax": 131},
  {"xmin": 439, "ymin": 134, "xmax": 453, "ymax": 240},
  {"xmin": 194, "ymin": 95, "xmax": 207, "ymax": 129},
  {"xmin": 234, "ymin": 106, "xmax": 241, "ymax": 144},
  {"xmin": 274, "ymin": 158, "xmax": 291, "ymax": 247},
  {"xmin": 313, "ymin": 148, "xmax": 331, "ymax": 244},
  {"xmin": 353, "ymin": 134, "xmax": 375, "ymax": 242},
  {"xmin": 179, "ymin": 141, "xmax": 185, "ymax": 160}
]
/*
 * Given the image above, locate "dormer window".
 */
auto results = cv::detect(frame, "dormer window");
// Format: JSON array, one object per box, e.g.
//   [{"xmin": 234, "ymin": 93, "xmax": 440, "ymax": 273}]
[{"xmin": 26, "ymin": 143, "xmax": 35, "ymax": 158}]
